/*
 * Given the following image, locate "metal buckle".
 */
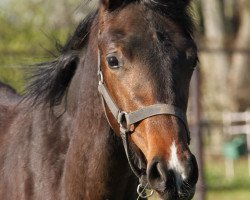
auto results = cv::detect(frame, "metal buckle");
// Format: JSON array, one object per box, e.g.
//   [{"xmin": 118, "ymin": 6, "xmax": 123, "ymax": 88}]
[
  {"xmin": 118, "ymin": 111, "xmax": 131, "ymax": 133},
  {"xmin": 137, "ymin": 183, "xmax": 154, "ymax": 199}
]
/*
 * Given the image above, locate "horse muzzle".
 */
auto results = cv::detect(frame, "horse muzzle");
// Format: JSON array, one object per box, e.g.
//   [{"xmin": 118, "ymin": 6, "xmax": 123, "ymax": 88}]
[{"xmin": 145, "ymin": 154, "xmax": 198, "ymax": 200}]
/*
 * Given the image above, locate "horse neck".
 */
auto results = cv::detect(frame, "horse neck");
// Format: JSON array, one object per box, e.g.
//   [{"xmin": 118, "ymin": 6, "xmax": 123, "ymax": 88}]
[{"xmin": 61, "ymin": 34, "xmax": 132, "ymax": 199}]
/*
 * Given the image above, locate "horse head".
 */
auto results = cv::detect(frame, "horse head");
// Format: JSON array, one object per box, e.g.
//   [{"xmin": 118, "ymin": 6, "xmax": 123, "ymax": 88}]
[{"xmin": 96, "ymin": 0, "xmax": 198, "ymax": 199}]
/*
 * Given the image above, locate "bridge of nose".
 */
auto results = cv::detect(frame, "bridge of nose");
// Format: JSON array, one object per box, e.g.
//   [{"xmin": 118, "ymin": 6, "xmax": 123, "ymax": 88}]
[{"xmin": 131, "ymin": 115, "xmax": 189, "ymax": 161}]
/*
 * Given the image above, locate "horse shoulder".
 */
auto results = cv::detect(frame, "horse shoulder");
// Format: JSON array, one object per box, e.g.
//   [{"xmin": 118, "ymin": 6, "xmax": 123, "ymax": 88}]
[{"xmin": 0, "ymin": 103, "xmax": 73, "ymax": 199}]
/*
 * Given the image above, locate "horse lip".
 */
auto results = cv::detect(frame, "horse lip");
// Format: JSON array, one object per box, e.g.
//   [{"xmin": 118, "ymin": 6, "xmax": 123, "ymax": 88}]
[{"xmin": 156, "ymin": 186, "xmax": 196, "ymax": 200}]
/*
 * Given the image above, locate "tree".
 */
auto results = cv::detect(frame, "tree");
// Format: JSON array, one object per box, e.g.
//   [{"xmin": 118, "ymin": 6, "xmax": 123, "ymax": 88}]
[
  {"xmin": 198, "ymin": 0, "xmax": 250, "ymax": 112},
  {"xmin": 0, "ymin": 0, "xmax": 97, "ymax": 92},
  {"xmin": 200, "ymin": 0, "xmax": 231, "ymax": 113},
  {"xmin": 229, "ymin": 0, "xmax": 250, "ymax": 111}
]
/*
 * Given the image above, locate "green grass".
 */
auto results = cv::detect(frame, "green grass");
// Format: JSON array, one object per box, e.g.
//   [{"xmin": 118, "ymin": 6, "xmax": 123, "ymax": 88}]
[
  {"xmin": 207, "ymin": 190, "xmax": 250, "ymax": 200},
  {"xmin": 205, "ymin": 156, "xmax": 250, "ymax": 200}
]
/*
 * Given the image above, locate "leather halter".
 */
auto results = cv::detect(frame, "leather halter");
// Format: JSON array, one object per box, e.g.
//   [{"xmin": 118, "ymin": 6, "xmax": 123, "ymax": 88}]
[{"xmin": 97, "ymin": 50, "xmax": 191, "ymax": 180}]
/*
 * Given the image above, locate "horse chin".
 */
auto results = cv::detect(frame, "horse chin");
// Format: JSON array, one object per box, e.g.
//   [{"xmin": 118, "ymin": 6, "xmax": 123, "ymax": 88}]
[{"xmin": 157, "ymin": 186, "xmax": 196, "ymax": 200}]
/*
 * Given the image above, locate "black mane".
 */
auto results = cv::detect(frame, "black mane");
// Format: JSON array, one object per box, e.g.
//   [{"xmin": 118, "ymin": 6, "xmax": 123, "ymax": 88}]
[{"xmin": 24, "ymin": 11, "xmax": 97, "ymax": 107}]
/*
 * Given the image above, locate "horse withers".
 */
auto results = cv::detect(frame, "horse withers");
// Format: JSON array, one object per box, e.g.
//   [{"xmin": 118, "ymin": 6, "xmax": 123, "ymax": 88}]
[
  {"xmin": 0, "ymin": 81, "xmax": 20, "ymax": 102},
  {"xmin": 0, "ymin": 0, "xmax": 198, "ymax": 200}
]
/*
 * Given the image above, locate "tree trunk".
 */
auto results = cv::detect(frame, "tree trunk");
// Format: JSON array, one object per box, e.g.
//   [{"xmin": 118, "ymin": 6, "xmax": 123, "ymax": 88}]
[
  {"xmin": 200, "ymin": 0, "xmax": 231, "ymax": 112},
  {"xmin": 229, "ymin": 0, "xmax": 250, "ymax": 111}
]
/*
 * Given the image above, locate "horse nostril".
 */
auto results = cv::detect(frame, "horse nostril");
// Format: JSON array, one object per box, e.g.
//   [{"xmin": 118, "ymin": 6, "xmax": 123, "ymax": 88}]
[
  {"xmin": 148, "ymin": 161, "xmax": 164, "ymax": 181},
  {"xmin": 147, "ymin": 158, "xmax": 169, "ymax": 191}
]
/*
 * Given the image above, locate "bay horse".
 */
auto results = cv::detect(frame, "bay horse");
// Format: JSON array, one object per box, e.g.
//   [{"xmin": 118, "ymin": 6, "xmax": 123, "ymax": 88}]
[{"xmin": 0, "ymin": 0, "xmax": 199, "ymax": 199}]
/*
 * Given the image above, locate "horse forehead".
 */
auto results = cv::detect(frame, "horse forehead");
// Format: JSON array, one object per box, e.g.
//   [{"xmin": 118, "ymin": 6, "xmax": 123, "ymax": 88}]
[
  {"xmin": 103, "ymin": 6, "xmax": 170, "ymax": 37},
  {"xmin": 102, "ymin": 9, "xmax": 187, "ymax": 55}
]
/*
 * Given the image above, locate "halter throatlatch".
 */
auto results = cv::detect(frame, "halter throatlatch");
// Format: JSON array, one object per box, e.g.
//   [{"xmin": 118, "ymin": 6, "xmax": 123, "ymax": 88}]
[{"xmin": 97, "ymin": 50, "xmax": 190, "ymax": 198}]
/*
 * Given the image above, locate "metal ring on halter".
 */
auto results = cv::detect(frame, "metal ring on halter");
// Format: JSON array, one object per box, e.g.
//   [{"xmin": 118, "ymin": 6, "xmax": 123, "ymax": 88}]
[
  {"xmin": 118, "ymin": 111, "xmax": 131, "ymax": 133},
  {"xmin": 137, "ymin": 183, "xmax": 154, "ymax": 199}
]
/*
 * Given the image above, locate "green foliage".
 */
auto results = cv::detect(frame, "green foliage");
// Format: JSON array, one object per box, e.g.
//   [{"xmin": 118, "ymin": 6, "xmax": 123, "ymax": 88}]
[
  {"xmin": 0, "ymin": 66, "xmax": 25, "ymax": 93},
  {"xmin": 0, "ymin": 0, "xmax": 92, "ymax": 92}
]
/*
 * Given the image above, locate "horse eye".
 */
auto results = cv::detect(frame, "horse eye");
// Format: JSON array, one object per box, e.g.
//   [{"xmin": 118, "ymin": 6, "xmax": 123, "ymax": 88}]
[{"xmin": 106, "ymin": 56, "xmax": 120, "ymax": 69}]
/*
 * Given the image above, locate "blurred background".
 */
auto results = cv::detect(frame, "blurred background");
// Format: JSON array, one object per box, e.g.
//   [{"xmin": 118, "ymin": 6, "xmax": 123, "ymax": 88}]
[{"xmin": 0, "ymin": 0, "xmax": 250, "ymax": 199}]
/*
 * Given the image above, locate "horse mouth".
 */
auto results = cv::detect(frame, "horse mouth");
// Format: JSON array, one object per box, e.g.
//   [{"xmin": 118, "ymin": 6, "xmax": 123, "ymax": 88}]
[
  {"xmin": 134, "ymin": 159, "xmax": 196, "ymax": 200},
  {"xmin": 156, "ymin": 185, "xmax": 196, "ymax": 200},
  {"xmin": 138, "ymin": 175, "xmax": 196, "ymax": 200}
]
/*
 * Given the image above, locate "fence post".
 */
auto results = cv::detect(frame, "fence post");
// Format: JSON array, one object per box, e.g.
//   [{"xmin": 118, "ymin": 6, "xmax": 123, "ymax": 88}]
[{"xmin": 191, "ymin": 68, "xmax": 206, "ymax": 200}]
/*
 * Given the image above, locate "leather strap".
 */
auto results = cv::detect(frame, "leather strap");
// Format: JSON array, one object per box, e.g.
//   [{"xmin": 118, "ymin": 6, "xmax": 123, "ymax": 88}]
[
  {"xmin": 98, "ymin": 82, "xmax": 191, "ymax": 144},
  {"xmin": 98, "ymin": 83, "xmax": 120, "ymax": 119},
  {"xmin": 120, "ymin": 127, "xmax": 142, "ymax": 178}
]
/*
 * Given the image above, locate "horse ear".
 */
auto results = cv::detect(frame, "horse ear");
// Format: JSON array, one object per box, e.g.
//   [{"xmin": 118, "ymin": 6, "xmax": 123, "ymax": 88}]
[
  {"xmin": 101, "ymin": 0, "xmax": 124, "ymax": 11},
  {"xmin": 181, "ymin": 0, "xmax": 192, "ymax": 6}
]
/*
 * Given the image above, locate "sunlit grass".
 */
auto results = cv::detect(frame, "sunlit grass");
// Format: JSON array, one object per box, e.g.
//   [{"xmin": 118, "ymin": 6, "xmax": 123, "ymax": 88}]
[{"xmin": 205, "ymin": 156, "xmax": 250, "ymax": 200}]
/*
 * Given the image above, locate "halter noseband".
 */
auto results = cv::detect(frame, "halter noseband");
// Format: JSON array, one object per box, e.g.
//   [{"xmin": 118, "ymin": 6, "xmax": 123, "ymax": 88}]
[{"xmin": 97, "ymin": 50, "xmax": 191, "ymax": 189}]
